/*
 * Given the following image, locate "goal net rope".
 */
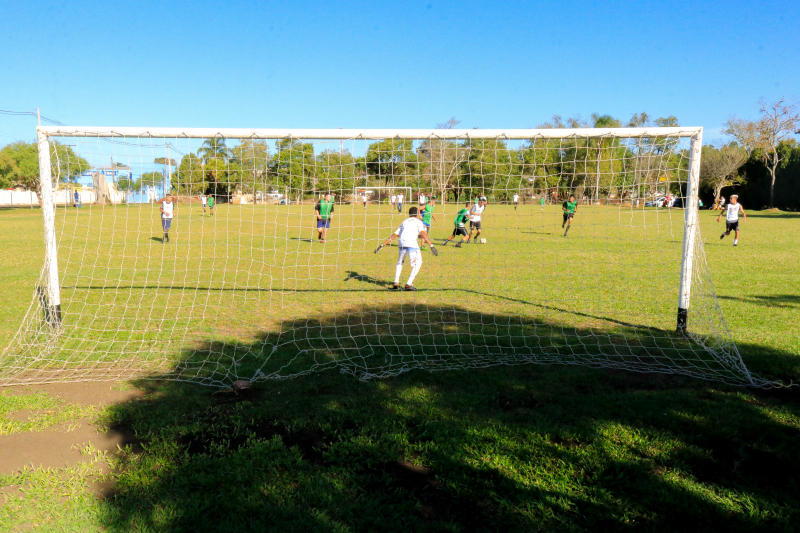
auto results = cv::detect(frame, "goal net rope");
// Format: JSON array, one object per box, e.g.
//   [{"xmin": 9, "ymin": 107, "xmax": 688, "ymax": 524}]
[{"xmin": 0, "ymin": 127, "xmax": 775, "ymax": 388}]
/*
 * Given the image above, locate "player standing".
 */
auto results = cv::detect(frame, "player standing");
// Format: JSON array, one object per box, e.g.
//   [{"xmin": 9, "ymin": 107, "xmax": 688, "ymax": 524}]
[
  {"xmin": 375, "ymin": 206, "xmax": 438, "ymax": 291},
  {"xmin": 390, "ymin": 194, "xmax": 397, "ymax": 211},
  {"xmin": 540, "ymin": 195, "xmax": 545, "ymax": 210},
  {"xmin": 718, "ymin": 194, "xmax": 746, "ymax": 246},
  {"xmin": 397, "ymin": 192, "xmax": 404, "ymax": 214},
  {"xmin": 463, "ymin": 196, "xmax": 486, "ymax": 245},
  {"xmin": 420, "ymin": 196, "xmax": 437, "ymax": 250},
  {"xmin": 157, "ymin": 194, "xmax": 175, "ymax": 244},
  {"xmin": 513, "ymin": 193, "xmax": 519, "ymax": 210},
  {"xmin": 315, "ymin": 192, "xmax": 334, "ymax": 243},
  {"xmin": 442, "ymin": 201, "xmax": 471, "ymax": 246},
  {"xmin": 362, "ymin": 192, "xmax": 368, "ymax": 210},
  {"xmin": 207, "ymin": 195, "xmax": 215, "ymax": 216},
  {"xmin": 200, "ymin": 194, "xmax": 207, "ymax": 215},
  {"xmin": 562, "ymin": 194, "xmax": 577, "ymax": 236}
]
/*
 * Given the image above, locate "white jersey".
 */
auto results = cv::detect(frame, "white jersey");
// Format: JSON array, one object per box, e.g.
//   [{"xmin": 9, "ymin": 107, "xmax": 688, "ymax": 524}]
[
  {"xmin": 419, "ymin": 195, "xmax": 426, "ymax": 205},
  {"xmin": 394, "ymin": 217, "xmax": 426, "ymax": 248},
  {"xmin": 470, "ymin": 203, "xmax": 485, "ymax": 222},
  {"xmin": 397, "ymin": 194, "xmax": 404, "ymax": 203},
  {"xmin": 513, "ymin": 195, "xmax": 519, "ymax": 202},
  {"xmin": 161, "ymin": 200, "xmax": 174, "ymax": 219},
  {"xmin": 726, "ymin": 203, "xmax": 742, "ymax": 222},
  {"xmin": 391, "ymin": 195, "xmax": 397, "ymax": 203},
  {"xmin": 200, "ymin": 196, "xmax": 207, "ymax": 206},
  {"xmin": 362, "ymin": 195, "xmax": 367, "ymax": 203}
]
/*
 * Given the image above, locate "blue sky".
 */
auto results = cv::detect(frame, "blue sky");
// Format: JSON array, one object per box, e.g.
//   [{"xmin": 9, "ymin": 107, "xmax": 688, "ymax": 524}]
[{"xmin": 1, "ymin": 0, "xmax": 798, "ymax": 145}]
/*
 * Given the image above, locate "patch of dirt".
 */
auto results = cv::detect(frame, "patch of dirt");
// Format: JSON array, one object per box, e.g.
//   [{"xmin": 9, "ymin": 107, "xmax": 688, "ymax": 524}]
[
  {"xmin": 0, "ymin": 421, "xmax": 132, "ymax": 476},
  {"xmin": 0, "ymin": 381, "xmax": 147, "ymax": 479},
  {"xmin": 4, "ymin": 409, "xmax": 53, "ymax": 422}
]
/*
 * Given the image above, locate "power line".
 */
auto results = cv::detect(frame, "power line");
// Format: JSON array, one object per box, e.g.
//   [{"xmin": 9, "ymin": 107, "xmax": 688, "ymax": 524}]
[{"xmin": 0, "ymin": 108, "xmax": 65, "ymax": 126}]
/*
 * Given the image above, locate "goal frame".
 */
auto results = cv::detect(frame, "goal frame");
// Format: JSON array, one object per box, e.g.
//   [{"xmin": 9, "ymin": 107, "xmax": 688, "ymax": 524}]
[{"xmin": 36, "ymin": 126, "xmax": 703, "ymax": 333}]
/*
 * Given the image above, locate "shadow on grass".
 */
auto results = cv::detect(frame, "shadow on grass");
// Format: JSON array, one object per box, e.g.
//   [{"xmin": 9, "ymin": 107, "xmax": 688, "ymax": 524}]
[
  {"xmin": 150, "ymin": 237, "xmax": 163, "ymax": 243},
  {"xmin": 97, "ymin": 305, "xmax": 800, "ymax": 532},
  {"xmin": 718, "ymin": 294, "xmax": 800, "ymax": 309}
]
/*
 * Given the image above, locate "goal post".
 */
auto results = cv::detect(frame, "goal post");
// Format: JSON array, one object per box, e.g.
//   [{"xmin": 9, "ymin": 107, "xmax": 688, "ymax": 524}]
[{"xmin": 0, "ymin": 125, "xmax": 776, "ymax": 388}]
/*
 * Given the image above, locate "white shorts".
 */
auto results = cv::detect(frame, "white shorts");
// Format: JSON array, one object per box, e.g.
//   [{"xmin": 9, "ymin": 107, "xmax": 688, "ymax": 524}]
[{"xmin": 397, "ymin": 247, "xmax": 422, "ymax": 267}]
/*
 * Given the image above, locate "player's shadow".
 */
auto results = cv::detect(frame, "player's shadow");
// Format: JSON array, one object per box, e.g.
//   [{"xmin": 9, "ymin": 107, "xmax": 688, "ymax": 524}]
[
  {"xmin": 95, "ymin": 303, "xmax": 799, "ymax": 532},
  {"xmin": 149, "ymin": 237, "xmax": 163, "ymax": 243},
  {"xmin": 289, "ymin": 237, "xmax": 315, "ymax": 243},
  {"xmin": 343, "ymin": 271, "xmax": 381, "ymax": 284}
]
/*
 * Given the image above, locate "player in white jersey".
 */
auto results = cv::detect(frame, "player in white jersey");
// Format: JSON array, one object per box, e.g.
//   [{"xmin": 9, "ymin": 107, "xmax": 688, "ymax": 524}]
[
  {"xmin": 396, "ymin": 193, "xmax": 404, "ymax": 213},
  {"xmin": 375, "ymin": 206, "xmax": 438, "ymax": 291},
  {"xmin": 199, "ymin": 194, "xmax": 207, "ymax": 215},
  {"xmin": 157, "ymin": 195, "xmax": 176, "ymax": 243},
  {"xmin": 717, "ymin": 194, "xmax": 746, "ymax": 246},
  {"xmin": 390, "ymin": 194, "xmax": 397, "ymax": 210},
  {"xmin": 418, "ymin": 193, "xmax": 426, "ymax": 206},
  {"xmin": 459, "ymin": 196, "xmax": 486, "ymax": 246},
  {"xmin": 512, "ymin": 194, "xmax": 519, "ymax": 210}
]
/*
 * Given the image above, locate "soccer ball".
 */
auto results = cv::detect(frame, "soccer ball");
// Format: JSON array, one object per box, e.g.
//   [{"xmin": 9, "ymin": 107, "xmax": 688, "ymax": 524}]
[{"xmin": 480, "ymin": 238, "xmax": 487, "ymax": 244}]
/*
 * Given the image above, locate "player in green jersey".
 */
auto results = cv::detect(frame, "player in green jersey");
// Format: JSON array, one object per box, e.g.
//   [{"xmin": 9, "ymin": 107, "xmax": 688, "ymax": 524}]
[
  {"xmin": 442, "ymin": 201, "xmax": 471, "ymax": 246},
  {"xmin": 420, "ymin": 196, "xmax": 437, "ymax": 250},
  {"xmin": 540, "ymin": 196, "xmax": 545, "ymax": 210},
  {"xmin": 207, "ymin": 195, "xmax": 215, "ymax": 216},
  {"xmin": 562, "ymin": 194, "xmax": 577, "ymax": 236},
  {"xmin": 314, "ymin": 192, "xmax": 334, "ymax": 243}
]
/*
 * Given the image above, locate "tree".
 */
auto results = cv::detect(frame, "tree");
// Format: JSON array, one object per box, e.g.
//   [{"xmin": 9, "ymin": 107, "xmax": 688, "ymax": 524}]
[
  {"xmin": 725, "ymin": 97, "xmax": 800, "ymax": 208},
  {"xmin": 269, "ymin": 138, "xmax": 316, "ymax": 199},
  {"xmin": 417, "ymin": 118, "xmax": 467, "ymax": 203},
  {"xmin": 173, "ymin": 153, "xmax": 206, "ymax": 195},
  {"xmin": 365, "ymin": 139, "xmax": 417, "ymax": 182},
  {"xmin": 700, "ymin": 143, "xmax": 748, "ymax": 203},
  {"xmin": 231, "ymin": 140, "xmax": 270, "ymax": 192},
  {"xmin": 0, "ymin": 152, "xmax": 22, "ymax": 189},
  {"xmin": 197, "ymin": 138, "xmax": 232, "ymax": 162},
  {"xmin": 0, "ymin": 141, "xmax": 89, "ymax": 205},
  {"xmin": 316, "ymin": 149, "xmax": 358, "ymax": 194}
]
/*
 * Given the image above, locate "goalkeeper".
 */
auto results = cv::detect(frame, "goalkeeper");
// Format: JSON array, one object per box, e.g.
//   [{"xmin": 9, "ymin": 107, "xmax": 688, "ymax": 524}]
[
  {"xmin": 375, "ymin": 206, "xmax": 438, "ymax": 291},
  {"xmin": 442, "ymin": 201, "xmax": 471, "ymax": 246}
]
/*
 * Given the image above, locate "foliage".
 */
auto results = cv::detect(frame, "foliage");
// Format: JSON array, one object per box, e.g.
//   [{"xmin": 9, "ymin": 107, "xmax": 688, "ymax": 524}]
[
  {"xmin": 270, "ymin": 137, "xmax": 316, "ymax": 198},
  {"xmin": 700, "ymin": 143, "xmax": 748, "ymax": 201},
  {"xmin": 0, "ymin": 141, "xmax": 89, "ymax": 204},
  {"xmin": 365, "ymin": 139, "xmax": 417, "ymax": 182},
  {"xmin": 197, "ymin": 137, "xmax": 232, "ymax": 162}
]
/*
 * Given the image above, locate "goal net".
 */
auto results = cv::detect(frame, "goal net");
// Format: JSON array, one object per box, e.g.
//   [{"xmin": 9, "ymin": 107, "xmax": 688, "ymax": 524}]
[{"xmin": 0, "ymin": 127, "xmax": 773, "ymax": 388}]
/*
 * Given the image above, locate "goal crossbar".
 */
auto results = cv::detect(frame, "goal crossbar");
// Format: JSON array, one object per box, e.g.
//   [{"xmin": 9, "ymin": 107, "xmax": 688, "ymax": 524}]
[{"xmin": 37, "ymin": 126, "xmax": 703, "ymax": 140}]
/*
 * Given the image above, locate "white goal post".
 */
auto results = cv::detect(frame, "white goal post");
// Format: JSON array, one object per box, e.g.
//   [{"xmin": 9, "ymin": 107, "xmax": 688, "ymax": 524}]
[{"xmin": 0, "ymin": 125, "xmax": 774, "ymax": 388}]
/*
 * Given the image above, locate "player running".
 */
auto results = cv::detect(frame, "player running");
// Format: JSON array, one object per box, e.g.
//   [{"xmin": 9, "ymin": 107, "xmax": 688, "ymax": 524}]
[
  {"xmin": 718, "ymin": 194, "xmax": 746, "ymax": 246},
  {"xmin": 314, "ymin": 192, "xmax": 334, "ymax": 243},
  {"xmin": 375, "ymin": 206, "xmax": 438, "ymax": 291},
  {"xmin": 442, "ymin": 201, "xmax": 471, "ymax": 246},
  {"xmin": 157, "ymin": 194, "xmax": 176, "ymax": 243},
  {"xmin": 513, "ymin": 193, "xmax": 519, "ymax": 210},
  {"xmin": 463, "ymin": 196, "xmax": 486, "ymax": 245},
  {"xmin": 562, "ymin": 194, "xmax": 577, "ymax": 236}
]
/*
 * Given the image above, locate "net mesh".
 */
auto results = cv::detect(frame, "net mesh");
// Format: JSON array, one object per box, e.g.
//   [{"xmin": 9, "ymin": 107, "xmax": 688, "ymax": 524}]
[{"xmin": 0, "ymin": 129, "xmax": 774, "ymax": 387}]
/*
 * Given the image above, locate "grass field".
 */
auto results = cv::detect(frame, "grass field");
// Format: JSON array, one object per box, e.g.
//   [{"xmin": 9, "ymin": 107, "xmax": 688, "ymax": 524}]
[{"xmin": 0, "ymin": 203, "xmax": 798, "ymax": 531}]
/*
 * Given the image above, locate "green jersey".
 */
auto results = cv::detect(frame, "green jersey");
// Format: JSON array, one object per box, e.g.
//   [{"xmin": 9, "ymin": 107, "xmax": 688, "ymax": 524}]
[
  {"xmin": 207, "ymin": 196, "xmax": 215, "ymax": 207},
  {"xmin": 539, "ymin": 197, "xmax": 545, "ymax": 206},
  {"xmin": 422, "ymin": 203, "xmax": 433, "ymax": 225},
  {"xmin": 316, "ymin": 199, "xmax": 334, "ymax": 219},
  {"xmin": 562, "ymin": 200, "xmax": 577, "ymax": 214},
  {"xmin": 454, "ymin": 208, "xmax": 470, "ymax": 228}
]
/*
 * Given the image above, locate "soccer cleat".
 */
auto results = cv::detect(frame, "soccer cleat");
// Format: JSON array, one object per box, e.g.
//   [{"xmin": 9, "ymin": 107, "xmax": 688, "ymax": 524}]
[
  {"xmin": 404, "ymin": 285, "xmax": 417, "ymax": 291},
  {"xmin": 455, "ymin": 242, "xmax": 462, "ymax": 248},
  {"xmin": 441, "ymin": 240, "xmax": 448, "ymax": 246},
  {"xmin": 733, "ymin": 243, "xmax": 738, "ymax": 246},
  {"xmin": 388, "ymin": 283, "xmax": 401, "ymax": 290},
  {"xmin": 420, "ymin": 245, "xmax": 427, "ymax": 251},
  {"xmin": 720, "ymin": 233, "xmax": 725, "ymax": 240}
]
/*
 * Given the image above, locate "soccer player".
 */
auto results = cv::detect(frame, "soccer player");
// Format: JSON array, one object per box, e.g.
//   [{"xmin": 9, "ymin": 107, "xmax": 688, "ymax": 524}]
[
  {"xmin": 397, "ymin": 193, "xmax": 404, "ymax": 214},
  {"xmin": 362, "ymin": 192, "xmax": 368, "ymax": 210},
  {"xmin": 462, "ymin": 196, "xmax": 486, "ymax": 245},
  {"xmin": 562, "ymin": 194, "xmax": 577, "ymax": 236},
  {"xmin": 418, "ymin": 192, "xmax": 427, "ymax": 206},
  {"xmin": 718, "ymin": 194, "xmax": 746, "ymax": 246},
  {"xmin": 390, "ymin": 194, "xmax": 397, "ymax": 211},
  {"xmin": 442, "ymin": 201, "xmax": 471, "ymax": 246},
  {"xmin": 315, "ymin": 192, "xmax": 334, "ymax": 243},
  {"xmin": 540, "ymin": 195, "xmax": 545, "ymax": 210},
  {"xmin": 420, "ymin": 196, "xmax": 437, "ymax": 250},
  {"xmin": 207, "ymin": 195, "xmax": 215, "ymax": 216},
  {"xmin": 200, "ymin": 194, "xmax": 207, "ymax": 215},
  {"xmin": 157, "ymin": 194, "xmax": 175, "ymax": 243},
  {"xmin": 513, "ymin": 193, "xmax": 519, "ymax": 210},
  {"xmin": 375, "ymin": 206, "xmax": 438, "ymax": 291}
]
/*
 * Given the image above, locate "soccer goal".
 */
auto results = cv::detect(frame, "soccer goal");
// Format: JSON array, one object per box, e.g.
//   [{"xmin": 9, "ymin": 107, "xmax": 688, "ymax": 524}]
[{"xmin": 0, "ymin": 127, "xmax": 774, "ymax": 388}]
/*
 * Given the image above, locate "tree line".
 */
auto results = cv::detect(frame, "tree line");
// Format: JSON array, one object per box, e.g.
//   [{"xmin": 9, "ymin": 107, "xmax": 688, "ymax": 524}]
[{"xmin": 1, "ymin": 101, "xmax": 798, "ymax": 209}]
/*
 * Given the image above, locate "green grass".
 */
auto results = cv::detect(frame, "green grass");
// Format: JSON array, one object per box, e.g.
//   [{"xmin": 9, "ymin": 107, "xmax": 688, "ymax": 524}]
[{"xmin": 0, "ymin": 204, "xmax": 798, "ymax": 531}]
